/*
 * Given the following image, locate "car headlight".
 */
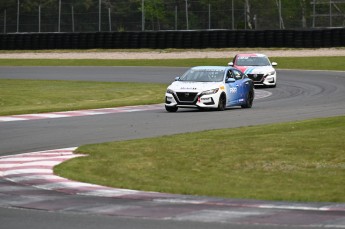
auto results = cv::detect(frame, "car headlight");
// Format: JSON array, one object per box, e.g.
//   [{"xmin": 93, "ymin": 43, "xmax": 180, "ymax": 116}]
[
  {"xmin": 166, "ymin": 89, "xmax": 174, "ymax": 94},
  {"xmin": 200, "ymin": 88, "xmax": 219, "ymax": 96},
  {"xmin": 267, "ymin": 70, "xmax": 276, "ymax": 76}
]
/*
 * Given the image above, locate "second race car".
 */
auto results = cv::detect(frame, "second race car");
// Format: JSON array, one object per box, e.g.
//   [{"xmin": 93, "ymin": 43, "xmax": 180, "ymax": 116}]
[
  {"xmin": 228, "ymin": 53, "xmax": 277, "ymax": 88},
  {"xmin": 165, "ymin": 66, "xmax": 254, "ymax": 112}
]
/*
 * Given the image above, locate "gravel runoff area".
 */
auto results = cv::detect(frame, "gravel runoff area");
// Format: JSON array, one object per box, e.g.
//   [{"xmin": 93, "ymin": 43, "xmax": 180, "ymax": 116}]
[{"xmin": 0, "ymin": 48, "xmax": 345, "ymax": 59}]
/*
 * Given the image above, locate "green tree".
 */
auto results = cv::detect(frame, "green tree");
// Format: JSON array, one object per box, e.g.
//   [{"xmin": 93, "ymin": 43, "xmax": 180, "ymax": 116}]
[{"xmin": 144, "ymin": 0, "xmax": 166, "ymax": 30}]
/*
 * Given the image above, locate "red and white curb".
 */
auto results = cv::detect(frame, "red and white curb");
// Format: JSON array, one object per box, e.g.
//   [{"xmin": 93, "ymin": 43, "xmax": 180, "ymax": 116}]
[
  {"xmin": 0, "ymin": 148, "xmax": 165, "ymax": 198},
  {"xmin": 0, "ymin": 148, "xmax": 344, "ymax": 212},
  {"xmin": 0, "ymin": 104, "xmax": 163, "ymax": 122}
]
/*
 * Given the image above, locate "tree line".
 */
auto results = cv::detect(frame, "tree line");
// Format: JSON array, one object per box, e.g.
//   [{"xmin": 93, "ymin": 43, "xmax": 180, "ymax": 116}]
[{"xmin": 0, "ymin": 0, "xmax": 344, "ymax": 33}]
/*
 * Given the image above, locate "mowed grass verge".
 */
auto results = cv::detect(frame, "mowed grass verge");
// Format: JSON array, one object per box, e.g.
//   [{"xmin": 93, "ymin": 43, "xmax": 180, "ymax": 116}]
[
  {"xmin": 0, "ymin": 56, "xmax": 345, "ymax": 71},
  {"xmin": 54, "ymin": 116, "xmax": 345, "ymax": 202},
  {"xmin": 0, "ymin": 79, "xmax": 166, "ymax": 116}
]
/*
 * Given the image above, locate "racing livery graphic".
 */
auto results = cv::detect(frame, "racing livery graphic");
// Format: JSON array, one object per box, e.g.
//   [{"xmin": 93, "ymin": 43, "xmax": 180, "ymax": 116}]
[
  {"xmin": 228, "ymin": 53, "xmax": 277, "ymax": 88},
  {"xmin": 165, "ymin": 66, "xmax": 254, "ymax": 112}
]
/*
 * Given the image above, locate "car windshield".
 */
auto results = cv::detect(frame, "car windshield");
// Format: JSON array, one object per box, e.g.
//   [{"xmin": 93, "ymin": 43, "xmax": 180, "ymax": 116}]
[
  {"xmin": 179, "ymin": 69, "xmax": 225, "ymax": 82},
  {"xmin": 236, "ymin": 56, "xmax": 270, "ymax": 66}
]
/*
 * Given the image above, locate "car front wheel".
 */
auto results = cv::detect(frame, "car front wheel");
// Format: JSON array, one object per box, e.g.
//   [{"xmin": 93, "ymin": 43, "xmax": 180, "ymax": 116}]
[{"xmin": 217, "ymin": 94, "xmax": 226, "ymax": 111}]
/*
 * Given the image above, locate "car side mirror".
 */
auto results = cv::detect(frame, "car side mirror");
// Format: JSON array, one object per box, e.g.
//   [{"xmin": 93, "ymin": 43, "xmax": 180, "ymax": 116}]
[
  {"xmin": 174, "ymin": 77, "xmax": 180, "ymax": 81},
  {"xmin": 271, "ymin": 62, "xmax": 278, "ymax": 66},
  {"xmin": 226, "ymin": 78, "xmax": 236, "ymax": 83},
  {"xmin": 228, "ymin": 62, "xmax": 234, "ymax": 66}
]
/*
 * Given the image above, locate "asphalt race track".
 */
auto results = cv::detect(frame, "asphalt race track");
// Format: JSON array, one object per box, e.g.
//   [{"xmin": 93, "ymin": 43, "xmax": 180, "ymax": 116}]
[{"xmin": 0, "ymin": 67, "xmax": 345, "ymax": 229}]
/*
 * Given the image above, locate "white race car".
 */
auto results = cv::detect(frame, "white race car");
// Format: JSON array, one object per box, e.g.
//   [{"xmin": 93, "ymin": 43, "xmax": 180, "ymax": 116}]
[
  {"xmin": 228, "ymin": 53, "xmax": 277, "ymax": 88},
  {"xmin": 165, "ymin": 66, "xmax": 254, "ymax": 112}
]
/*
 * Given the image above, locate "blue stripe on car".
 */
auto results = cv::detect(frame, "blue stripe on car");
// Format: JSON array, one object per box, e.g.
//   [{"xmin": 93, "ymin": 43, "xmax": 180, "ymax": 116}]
[{"xmin": 244, "ymin": 67, "xmax": 255, "ymax": 74}]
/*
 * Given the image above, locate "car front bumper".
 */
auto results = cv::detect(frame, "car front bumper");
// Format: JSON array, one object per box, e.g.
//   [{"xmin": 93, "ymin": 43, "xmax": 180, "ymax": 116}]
[
  {"xmin": 165, "ymin": 92, "xmax": 220, "ymax": 109},
  {"xmin": 248, "ymin": 73, "xmax": 276, "ymax": 86}
]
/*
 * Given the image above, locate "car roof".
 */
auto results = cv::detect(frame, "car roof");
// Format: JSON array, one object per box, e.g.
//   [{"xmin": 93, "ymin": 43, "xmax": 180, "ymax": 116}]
[
  {"xmin": 235, "ymin": 53, "xmax": 267, "ymax": 58},
  {"xmin": 191, "ymin": 66, "xmax": 234, "ymax": 71}
]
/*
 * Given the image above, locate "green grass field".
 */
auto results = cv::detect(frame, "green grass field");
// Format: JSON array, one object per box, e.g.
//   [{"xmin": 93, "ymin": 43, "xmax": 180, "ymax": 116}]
[
  {"xmin": 55, "ymin": 116, "xmax": 345, "ymax": 202},
  {"xmin": 0, "ymin": 79, "xmax": 166, "ymax": 115},
  {"xmin": 0, "ymin": 56, "xmax": 345, "ymax": 71}
]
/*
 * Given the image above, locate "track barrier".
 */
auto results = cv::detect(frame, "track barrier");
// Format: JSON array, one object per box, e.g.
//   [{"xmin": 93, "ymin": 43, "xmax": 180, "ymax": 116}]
[{"xmin": 0, "ymin": 28, "xmax": 344, "ymax": 50}]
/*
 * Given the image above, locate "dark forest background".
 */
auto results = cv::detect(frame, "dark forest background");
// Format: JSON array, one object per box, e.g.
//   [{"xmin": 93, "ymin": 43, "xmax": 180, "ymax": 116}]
[{"xmin": 1, "ymin": 0, "xmax": 345, "ymax": 33}]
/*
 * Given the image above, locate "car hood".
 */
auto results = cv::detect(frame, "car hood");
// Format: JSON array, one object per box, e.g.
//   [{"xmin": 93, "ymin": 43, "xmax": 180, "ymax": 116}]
[
  {"xmin": 236, "ymin": 66, "xmax": 275, "ymax": 75},
  {"xmin": 168, "ymin": 81, "xmax": 223, "ymax": 93}
]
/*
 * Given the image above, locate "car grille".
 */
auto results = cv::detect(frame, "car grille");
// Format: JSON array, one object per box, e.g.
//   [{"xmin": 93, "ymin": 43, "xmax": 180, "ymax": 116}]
[
  {"xmin": 247, "ymin": 74, "xmax": 265, "ymax": 83},
  {"xmin": 176, "ymin": 92, "xmax": 198, "ymax": 102}
]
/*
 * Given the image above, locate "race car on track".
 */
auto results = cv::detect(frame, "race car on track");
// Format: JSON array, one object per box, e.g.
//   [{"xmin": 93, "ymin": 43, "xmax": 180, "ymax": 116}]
[
  {"xmin": 228, "ymin": 53, "xmax": 277, "ymax": 87},
  {"xmin": 165, "ymin": 66, "xmax": 254, "ymax": 112}
]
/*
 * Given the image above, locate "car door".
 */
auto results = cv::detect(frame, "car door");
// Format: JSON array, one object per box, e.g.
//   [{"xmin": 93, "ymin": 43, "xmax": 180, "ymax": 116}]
[
  {"xmin": 230, "ymin": 69, "xmax": 246, "ymax": 105},
  {"xmin": 225, "ymin": 70, "xmax": 241, "ymax": 106}
]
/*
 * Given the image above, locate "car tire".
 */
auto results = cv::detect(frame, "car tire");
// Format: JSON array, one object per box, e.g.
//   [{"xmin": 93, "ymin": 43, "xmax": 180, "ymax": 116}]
[
  {"xmin": 241, "ymin": 89, "xmax": 254, "ymax": 108},
  {"xmin": 165, "ymin": 105, "xmax": 178, "ymax": 112},
  {"xmin": 217, "ymin": 94, "xmax": 226, "ymax": 111}
]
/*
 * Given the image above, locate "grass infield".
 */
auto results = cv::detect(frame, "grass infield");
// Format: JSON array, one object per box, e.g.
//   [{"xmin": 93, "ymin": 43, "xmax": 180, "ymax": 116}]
[
  {"xmin": 55, "ymin": 116, "xmax": 345, "ymax": 202},
  {"xmin": 0, "ymin": 79, "xmax": 166, "ymax": 116},
  {"xmin": 0, "ymin": 56, "xmax": 345, "ymax": 71}
]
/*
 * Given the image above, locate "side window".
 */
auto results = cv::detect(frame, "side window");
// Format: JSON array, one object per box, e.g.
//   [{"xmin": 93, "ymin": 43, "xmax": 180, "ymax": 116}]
[
  {"xmin": 226, "ymin": 70, "xmax": 234, "ymax": 79},
  {"xmin": 232, "ymin": 70, "xmax": 243, "ymax": 80}
]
